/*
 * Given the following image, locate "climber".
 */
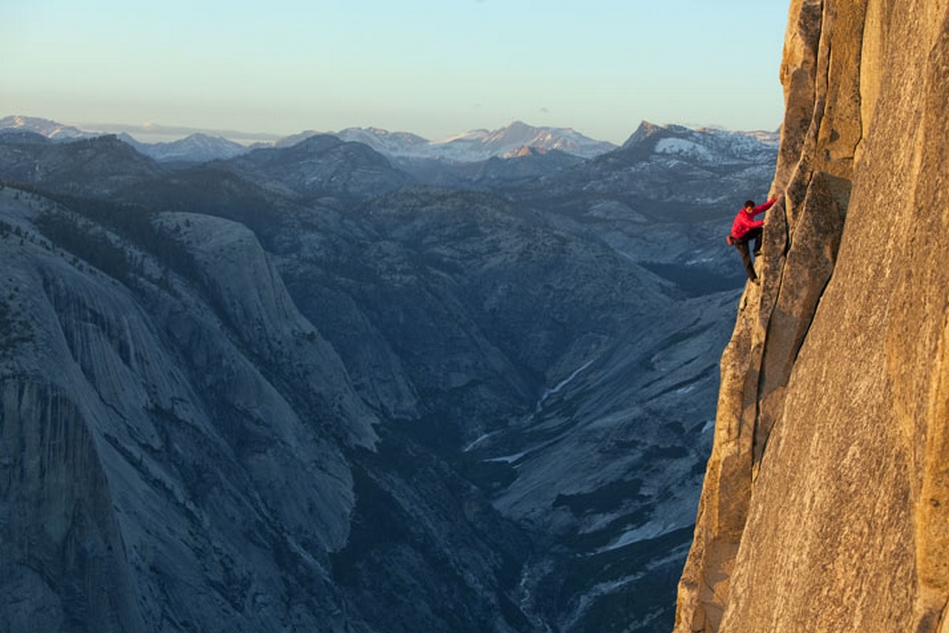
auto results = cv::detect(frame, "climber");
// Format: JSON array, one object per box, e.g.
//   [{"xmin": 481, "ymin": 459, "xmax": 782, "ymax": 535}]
[{"xmin": 727, "ymin": 196, "xmax": 778, "ymax": 284}]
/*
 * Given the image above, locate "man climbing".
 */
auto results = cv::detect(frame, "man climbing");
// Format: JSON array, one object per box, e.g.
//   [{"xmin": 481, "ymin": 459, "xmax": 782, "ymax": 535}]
[{"xmin": 728, "ymin": 196, "xmax": 778, "ymax": 284}]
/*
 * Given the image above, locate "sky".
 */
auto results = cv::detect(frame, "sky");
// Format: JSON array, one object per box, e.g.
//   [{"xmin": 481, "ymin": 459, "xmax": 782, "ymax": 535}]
[{"xmin": 1, "ymin": 1, "xmax": 789, "ymax": 144}]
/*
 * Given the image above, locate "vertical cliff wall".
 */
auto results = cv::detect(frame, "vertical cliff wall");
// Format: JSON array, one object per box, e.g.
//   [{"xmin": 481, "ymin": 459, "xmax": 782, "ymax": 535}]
[{"xmin": 674, "ymin": 0, "xmax": 949, "ymax": 631}]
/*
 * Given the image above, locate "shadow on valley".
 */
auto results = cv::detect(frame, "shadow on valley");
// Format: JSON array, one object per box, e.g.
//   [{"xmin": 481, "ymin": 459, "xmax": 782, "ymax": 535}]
[{"xmin": 0, "ymin": 121, "xmax": 775, "ymax": 633}]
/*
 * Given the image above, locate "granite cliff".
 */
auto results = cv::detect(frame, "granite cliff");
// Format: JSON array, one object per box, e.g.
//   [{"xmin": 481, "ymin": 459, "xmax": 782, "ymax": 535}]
[{"xmin": 674, "ymin": 0, "xmax": 949, "ymax": 631}]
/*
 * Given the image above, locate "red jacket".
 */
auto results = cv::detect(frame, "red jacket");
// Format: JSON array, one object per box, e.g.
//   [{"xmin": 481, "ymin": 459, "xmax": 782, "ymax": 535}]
[{"xmin": 730, "ymin": 198, "xmax": 776, "ymax": 239}]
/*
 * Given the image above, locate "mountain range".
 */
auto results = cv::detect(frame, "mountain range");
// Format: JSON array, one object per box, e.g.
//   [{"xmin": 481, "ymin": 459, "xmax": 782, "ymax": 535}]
[
  {"xmin": 0, "ymin": 114, "xmax": 777, "ymax": 632},
  {"xmin": 0, "ymin": 115, "xmax": 775, "ymax": 167},
  {"xmin": 329, "ymin": 121, "xmax": 619, "ymax": 161}
]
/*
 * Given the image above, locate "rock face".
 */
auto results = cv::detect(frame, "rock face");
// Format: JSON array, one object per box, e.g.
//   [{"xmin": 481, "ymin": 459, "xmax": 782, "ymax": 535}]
[
  {"xmin": 0, "ymin": 193, "xmax": 375, "ymax": 632},
  {"xmin": 674, "ymin": 1, "xmax": 949, "ymax": 631}
]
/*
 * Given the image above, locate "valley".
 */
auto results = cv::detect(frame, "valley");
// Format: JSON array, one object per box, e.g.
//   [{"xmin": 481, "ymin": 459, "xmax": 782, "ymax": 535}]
[{"xmin": 0, "ymin": 118, "xmax": 776, "ymax": 632}]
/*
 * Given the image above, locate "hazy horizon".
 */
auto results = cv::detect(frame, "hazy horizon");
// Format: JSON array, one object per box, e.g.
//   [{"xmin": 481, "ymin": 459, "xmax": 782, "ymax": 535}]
[
  {"xmin": 2, "ymin": 1, "xmax": 788, "ymax": 146},
  {"xmin": 2, "ymin": 113, "xmax": 782, "ymax": 148}
]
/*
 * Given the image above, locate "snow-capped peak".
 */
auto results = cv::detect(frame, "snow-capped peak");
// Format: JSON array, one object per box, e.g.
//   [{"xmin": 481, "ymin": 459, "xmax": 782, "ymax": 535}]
[
  {"xmin": 619, "ymin": 121, "xmax": 779, "ymax": 166},
  {"xmin": 0, "ymin": 115, "xmax": 95, "ymax": 140},
  {"xmin": 425, "ymin": 121, "xmax": 615, "ymax": 161}
]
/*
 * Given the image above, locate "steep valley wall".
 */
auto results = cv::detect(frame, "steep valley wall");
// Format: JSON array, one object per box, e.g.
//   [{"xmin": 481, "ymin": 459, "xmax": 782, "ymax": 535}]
[{"xmin": 674, "ymin": 0, "xmax": 949, "ymax": 631}]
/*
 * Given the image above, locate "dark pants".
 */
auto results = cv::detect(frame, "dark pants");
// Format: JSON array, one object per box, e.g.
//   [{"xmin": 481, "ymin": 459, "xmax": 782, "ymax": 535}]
[{"xmin": 733, "ymin": 227, "xmax": 763, "ymax": 281}]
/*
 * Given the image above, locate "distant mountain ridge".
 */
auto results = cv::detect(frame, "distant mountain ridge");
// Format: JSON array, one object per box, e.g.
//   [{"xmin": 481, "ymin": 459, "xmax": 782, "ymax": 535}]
[
  {"xmin": 0, "ymin": 115, "xmax": 780, "ymax": 170},
  {"xmin": 0, "ymin": 116, "xmax": 780, "ymax": 208},
  {"xmin": 0, "ymin": 115, "xmax": 96, "ymax": 141},
  {"xmin": 275, "ymin": 120, "xmax": 618, "ymax": 162},
  {"xmin": 619, "ymin": 121, "xmax": 779, "ymax": 166},
  {"xmin": 348, "ymin": 120, "xmax": 617, "ymax": 161},
  {"xmin": 1, "ymin": 116, "xmax": 618, "ymax": 163},
  {"xmin": 117, "ymin": 132, "xmax": 248, "ymax": 163}
]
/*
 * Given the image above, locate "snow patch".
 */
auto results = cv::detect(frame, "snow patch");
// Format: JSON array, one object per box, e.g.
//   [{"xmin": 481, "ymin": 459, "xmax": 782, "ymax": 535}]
[
  {"xmin": 463, "ymin": 431, "xmax": 498, "ymax": 453},
  {"xmin": 655, "ymin": 138, "xmax": 714, "ymax": 161},
  {"xmin": 535, "ymin": 359, "xmax": 595, "ymax": 411},
  {"xmin": 595, "ymin": 521, "xmax": 680, "ymax": 554},
  {"xmin": 484, "ymin": 451, "xmax": 527, "ymax": 464}
]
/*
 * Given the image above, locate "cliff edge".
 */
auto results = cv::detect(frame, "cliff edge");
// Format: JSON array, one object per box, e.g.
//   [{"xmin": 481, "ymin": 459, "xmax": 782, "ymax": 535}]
[{"xmin": 674, "ymin": 0, "xmax": 949, "ymax": 631}]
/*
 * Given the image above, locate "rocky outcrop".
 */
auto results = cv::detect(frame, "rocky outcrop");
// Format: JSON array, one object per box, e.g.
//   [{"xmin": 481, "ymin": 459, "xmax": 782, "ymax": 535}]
[{"xmin": 674, "ymin": 0, "xmax": 949, "ymax": 631}]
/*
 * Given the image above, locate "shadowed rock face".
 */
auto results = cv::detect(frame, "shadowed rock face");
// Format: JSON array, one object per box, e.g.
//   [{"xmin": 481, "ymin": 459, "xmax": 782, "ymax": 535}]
[{"xmin": 674, "ymin": 1, "xmax": 949, "ymax": 631}]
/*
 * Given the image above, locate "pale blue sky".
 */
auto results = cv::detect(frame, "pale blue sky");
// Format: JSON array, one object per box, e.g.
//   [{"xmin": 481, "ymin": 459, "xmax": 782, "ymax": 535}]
[{"xmin": 1, "ymin": 1, "xmax": 789, "ymax": 143}]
